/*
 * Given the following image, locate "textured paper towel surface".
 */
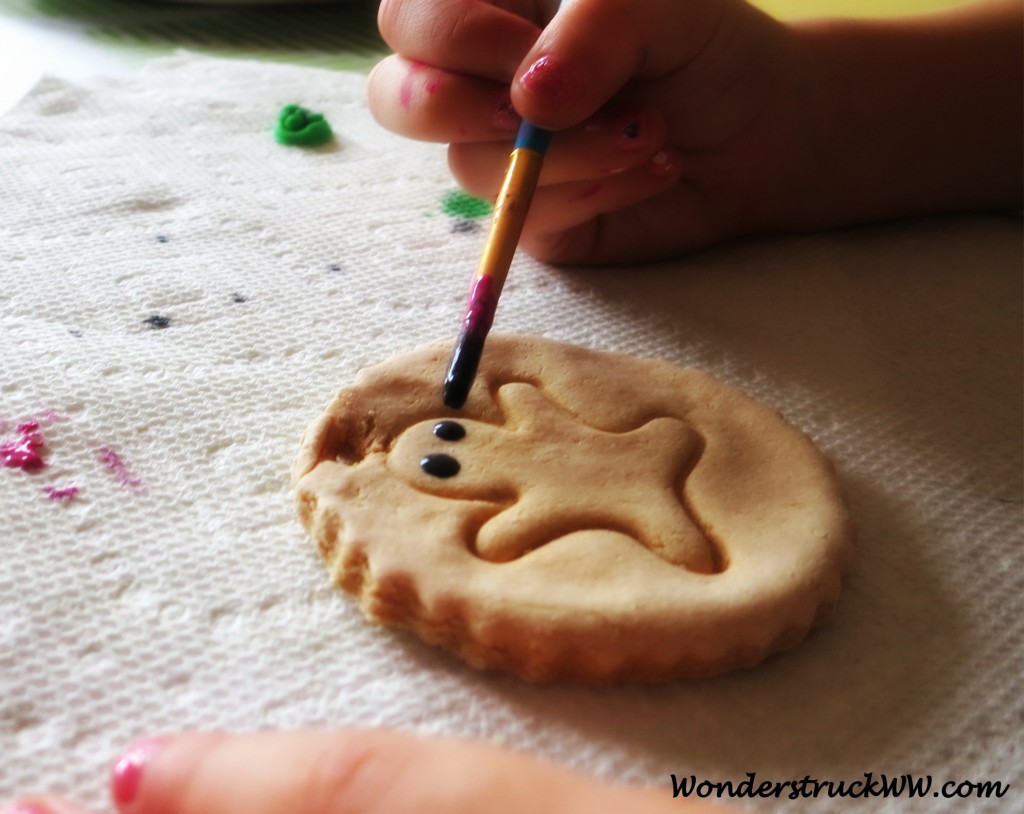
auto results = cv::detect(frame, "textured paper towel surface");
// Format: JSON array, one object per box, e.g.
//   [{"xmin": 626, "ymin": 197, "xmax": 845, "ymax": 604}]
[{"xmin": 0, "ymin": 55, "xmax": 1021, "ymax": 812}]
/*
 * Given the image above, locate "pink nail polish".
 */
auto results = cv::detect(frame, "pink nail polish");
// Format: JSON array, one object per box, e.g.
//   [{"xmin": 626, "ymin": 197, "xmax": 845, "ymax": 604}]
[
  {"xmin": 110, "ymin": 738, "xmax": 165, "ymax": 807},
  {"xmin": 519, "ymin": 55, "xmax": 576, "ymax": 106}
]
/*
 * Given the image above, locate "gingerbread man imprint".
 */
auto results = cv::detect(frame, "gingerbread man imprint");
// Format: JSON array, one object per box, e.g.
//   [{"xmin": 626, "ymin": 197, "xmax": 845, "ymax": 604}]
[{"xmin": 388, "ymin": 383, "xmax": 715, "ymax": 573}]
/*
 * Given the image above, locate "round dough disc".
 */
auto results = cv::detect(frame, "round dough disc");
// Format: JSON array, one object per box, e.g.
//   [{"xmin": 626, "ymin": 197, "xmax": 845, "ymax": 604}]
[{"xmin": 293, "ymin": 335, "xmax": 854, "ymax": 683}]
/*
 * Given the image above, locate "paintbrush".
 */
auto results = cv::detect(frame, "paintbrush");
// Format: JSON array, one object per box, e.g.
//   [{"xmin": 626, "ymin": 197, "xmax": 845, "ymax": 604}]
[{"xmin": 442, "ymin": 119, "xmax": 552, "ymax": 408}]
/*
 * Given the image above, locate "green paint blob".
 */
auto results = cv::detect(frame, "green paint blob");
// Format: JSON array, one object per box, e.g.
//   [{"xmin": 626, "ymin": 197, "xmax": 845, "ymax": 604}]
[
  {"xmin": 442, "ymin": 190, "xmax": 492, "ymax": 219},
  {"xmin": 275, "ymin": 104, "xmax": 333, "ymax": 147}
]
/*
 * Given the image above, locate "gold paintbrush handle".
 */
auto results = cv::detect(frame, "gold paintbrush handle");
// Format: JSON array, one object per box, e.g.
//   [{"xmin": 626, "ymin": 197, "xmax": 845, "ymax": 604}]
[{"xmin": 476, "ymin": 147, "xmax": 545, "ymax": 295}]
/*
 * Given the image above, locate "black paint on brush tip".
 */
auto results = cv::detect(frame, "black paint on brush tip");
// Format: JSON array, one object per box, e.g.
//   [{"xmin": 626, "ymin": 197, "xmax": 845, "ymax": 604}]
[{"xmin": 443, "ymin": 330, "xmax": 487, "ymax": 409}]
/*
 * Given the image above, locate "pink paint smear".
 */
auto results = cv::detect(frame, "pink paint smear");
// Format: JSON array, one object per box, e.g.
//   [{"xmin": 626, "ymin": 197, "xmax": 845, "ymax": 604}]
[
  {"xmin": 96, "ymin": 446, "xmax": 148, "ymax": 494},
  {"xmin": 399, "ymin": 61, "xmax": 441, "ymax": 110},
  {"xmin": 44, "ymin": 485, "xmax": 79, "ymax": 502},
  {"xmin": 1, "ymin": 421, "xmax": 47, "ymax": 471},
  {"xmin": 3, "ymin": 411, "xmax": 147, "ymax": 500}
]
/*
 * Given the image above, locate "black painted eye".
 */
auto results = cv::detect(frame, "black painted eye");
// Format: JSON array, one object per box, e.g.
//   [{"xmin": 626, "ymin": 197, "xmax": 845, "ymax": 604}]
[
  {"xmin": 421, "ymin": 453, "xmax": 460, "ymax": 478},
  {"xmin": 433, "ymin": 421, "xmax": 466, "ymax": 441}
]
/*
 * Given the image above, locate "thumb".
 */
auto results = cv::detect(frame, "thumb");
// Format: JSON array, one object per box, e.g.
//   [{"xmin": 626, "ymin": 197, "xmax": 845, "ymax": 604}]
[
  {"xmin": 511, "ymin": 0, "xmax": 731, "ymax": 130},
  {"xmin": 106, "ymin": 728, "xmax": 732, "ymax": 814}
]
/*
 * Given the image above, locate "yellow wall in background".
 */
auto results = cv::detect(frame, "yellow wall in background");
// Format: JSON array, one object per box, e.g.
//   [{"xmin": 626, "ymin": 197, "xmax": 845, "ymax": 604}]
[{"xmin": 755, "ymin": 0, "xmax": 969, "ymax": 18}]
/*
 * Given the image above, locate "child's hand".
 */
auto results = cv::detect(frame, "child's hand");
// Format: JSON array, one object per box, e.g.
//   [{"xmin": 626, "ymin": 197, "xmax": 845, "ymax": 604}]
[
  {"xmin": 2, "ymin": 729, "xmax": 737, "ymax": 814},
  {"xmin": 367, "ymin": 0, "xmax": 795, "ymax": 264},
  {"xmin": 367, "ymin": 0, "xmax": 1021, "ymax": 266}
]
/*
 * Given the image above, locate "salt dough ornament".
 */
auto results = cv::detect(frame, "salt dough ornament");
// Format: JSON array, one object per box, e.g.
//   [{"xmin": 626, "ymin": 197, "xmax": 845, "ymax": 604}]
[{"xmin": 293, "ymin": 335, "xmax": 854, "ymax": 683}]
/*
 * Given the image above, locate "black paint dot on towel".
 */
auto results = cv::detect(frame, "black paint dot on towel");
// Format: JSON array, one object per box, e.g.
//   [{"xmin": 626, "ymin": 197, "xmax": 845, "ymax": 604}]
[
  {"xmin": 421, "ymin": 453, "xmax": 460, "ymax": 478},
  {"xmin": 450, "ymin": 219, "xmax": 480, "ymax": 235},
  {"xmin": 231, "ymin": 292, "xmax": 247, "ymax": 303},
  {"xmin": 433, "ymin": 421, "xmax": 466, "ymax": 441},
  {"xmin": 143, "ymin": 314, "xmax": 171, "ymax": 329},
  {"xmin": 155, "ymin": 235, "xmax": 169, "ymax": 243}
]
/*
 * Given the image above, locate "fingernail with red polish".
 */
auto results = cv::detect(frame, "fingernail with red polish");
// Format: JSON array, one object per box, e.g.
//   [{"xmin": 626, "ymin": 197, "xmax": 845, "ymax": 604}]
[
  {"xmin": 111, "ymin": 738, "xmax": 165, "ymax": 807},
  {"xmin": 519, "ymin": 55, "xmax": 577, "ymax": 106}
]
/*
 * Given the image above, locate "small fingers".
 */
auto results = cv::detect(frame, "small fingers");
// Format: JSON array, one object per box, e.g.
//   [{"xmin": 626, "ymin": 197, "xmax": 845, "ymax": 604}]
[
  {"xmin": 378, "ymin": 0, "xmax": 544, "ymax": 82},
  {"xmin": 104, "ymin": 728, "xmax": 732, "ymax": 814},
  {"xmin": 518, "ymin": 150, "xmax": 694, "ymax": 263},
  {"xmin": 449, "ymin": 104, "xmax": 668, "ymax": 189},
  {"xmin": 511, "ymin": 0, "xmax": 726, "ymax": 129},
  {"xmin": 368, "ymin": 55, "xmax": 522, "ymax": 142},
  {"xmin": 0, "ymin": 797, "xmax": 94, "ymax": 814}
]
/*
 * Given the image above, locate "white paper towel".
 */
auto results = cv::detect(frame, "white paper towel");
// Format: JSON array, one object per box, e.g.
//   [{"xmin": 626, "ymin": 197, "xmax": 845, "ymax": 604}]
[{"xmin": 1, "ymin": 54, "xmax": 1021, "ymax": 813}]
